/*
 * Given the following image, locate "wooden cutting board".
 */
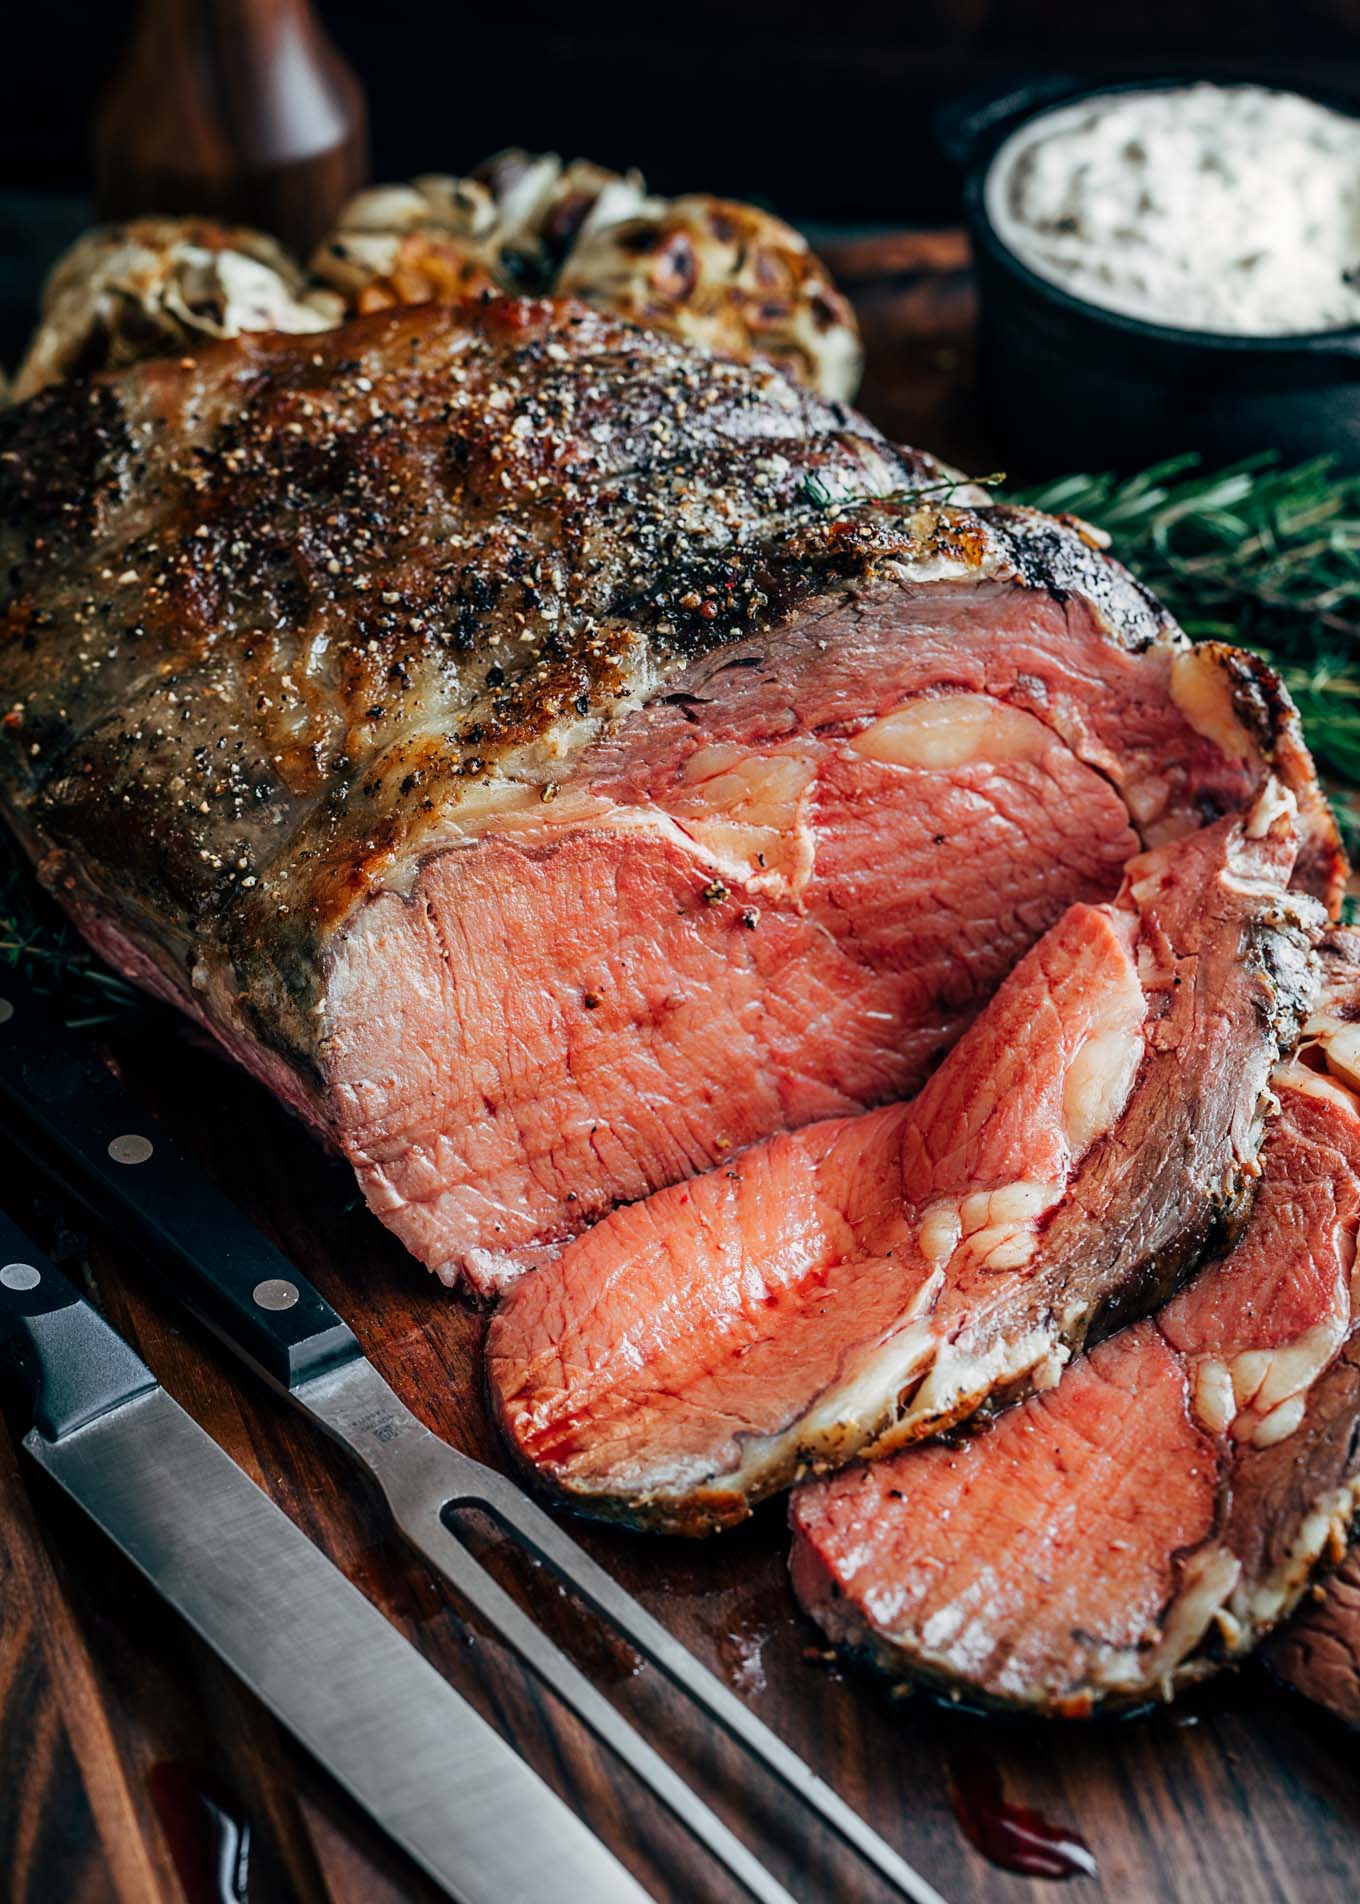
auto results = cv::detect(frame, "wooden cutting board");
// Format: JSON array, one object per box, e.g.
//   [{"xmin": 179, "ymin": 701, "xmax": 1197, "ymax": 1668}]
[{"xmin": 3, "ymin": 232, "xmax": 1360, "ymax": 1904}]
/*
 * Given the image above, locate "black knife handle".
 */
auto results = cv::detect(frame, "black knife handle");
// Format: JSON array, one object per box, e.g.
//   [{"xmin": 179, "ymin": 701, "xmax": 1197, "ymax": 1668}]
[
  {"xmin": 0, "ymin": 1209, "xmax": 158, "ymax": 1440},
  {"xmin": 0, "ymin": 975, "xmax": 361, "ymax": 1394}
]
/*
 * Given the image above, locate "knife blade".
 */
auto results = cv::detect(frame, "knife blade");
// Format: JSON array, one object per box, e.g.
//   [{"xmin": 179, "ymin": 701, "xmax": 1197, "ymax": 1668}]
[
  {"xmin": 0, "ymin": 970, "xmax": 944, "ymax": 1904},
  {"xmin": 0, "ymin": 1212, "xmax": 653, "ymax": 1904}
]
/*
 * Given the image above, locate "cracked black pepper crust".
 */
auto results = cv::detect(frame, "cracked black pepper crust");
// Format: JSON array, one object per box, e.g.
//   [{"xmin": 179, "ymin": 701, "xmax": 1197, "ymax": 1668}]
[{"xmin": 0, "ymin": 297, "xmax": 1335, "ymax": 1075}]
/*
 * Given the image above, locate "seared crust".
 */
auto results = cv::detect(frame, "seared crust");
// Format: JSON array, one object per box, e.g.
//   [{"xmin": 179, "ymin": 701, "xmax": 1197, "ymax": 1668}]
[
  {"xmin": 0, "ymin": 299, "xmax": 1341, "ymax": 1086},
  {"xmin": 1269, "ymin": 1542, "xmax": 1360, "ymax": 1727}
]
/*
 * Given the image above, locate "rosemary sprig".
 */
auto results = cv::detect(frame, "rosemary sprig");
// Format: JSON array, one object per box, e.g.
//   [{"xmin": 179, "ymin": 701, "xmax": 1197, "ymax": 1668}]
[
  {"xmin": 801, "ymin": 469, "xmax": 1006, "ymax": 511},
  {"xmin": 0, "ymin": 850, "xmax": 149, "ymax": 1028},
  {"xmin": 4, "ymin": 453, "xmax": 1358, "ymax": 1019}
]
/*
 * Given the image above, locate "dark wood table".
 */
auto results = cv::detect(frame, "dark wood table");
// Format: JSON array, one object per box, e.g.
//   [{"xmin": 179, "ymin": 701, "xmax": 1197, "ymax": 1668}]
[{"xmin": 4, "ymin": 230, "xmax": 1360, "ymax": 1904}]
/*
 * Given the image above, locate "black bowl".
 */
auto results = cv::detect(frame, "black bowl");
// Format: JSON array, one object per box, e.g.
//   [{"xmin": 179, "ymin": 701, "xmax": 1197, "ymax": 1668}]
[{"xmin": 942, "ymin": 76, "xmax": 1360, "ymax": 477}]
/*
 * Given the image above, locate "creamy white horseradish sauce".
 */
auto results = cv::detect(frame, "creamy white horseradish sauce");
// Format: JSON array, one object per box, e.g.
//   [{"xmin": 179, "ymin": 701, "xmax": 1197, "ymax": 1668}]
[{"xmin": 985, "ymin": 84, "xmax": 1360, "ymax": 336}]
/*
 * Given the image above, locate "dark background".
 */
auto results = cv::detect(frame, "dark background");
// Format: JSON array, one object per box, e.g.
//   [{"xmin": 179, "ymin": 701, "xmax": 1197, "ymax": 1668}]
[{"xmin": 4, "ymin": 0, "xmax": 1360, "ymax": 223}]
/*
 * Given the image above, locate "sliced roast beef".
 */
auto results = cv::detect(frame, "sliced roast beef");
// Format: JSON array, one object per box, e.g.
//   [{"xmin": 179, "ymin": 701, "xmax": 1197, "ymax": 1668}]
[
  {"xmin": 488, "ymin": 790, "xmax": 1318, "ymax": 1532},
  {"xmin": 1268, "ymin": 1545, "xmax": 1360, "ymax": 1728},
  {"xmin": 790, "ymin": 932, "xmax": 1360, "ymax": 1714},
  {"xmin": 0, "ymin": 299, "xmax": 1340, "ymax": 1289}
]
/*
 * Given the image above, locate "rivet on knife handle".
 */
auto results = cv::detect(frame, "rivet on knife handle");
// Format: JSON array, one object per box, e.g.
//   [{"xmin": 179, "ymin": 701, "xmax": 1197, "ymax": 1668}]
[
  {"xmin": 0, "ymin": 976, "xmax": 360, "ymax": 1392},
  {"xmin": 0, "ymin": 1212, "xmax": 157, "ymax": 1439}
]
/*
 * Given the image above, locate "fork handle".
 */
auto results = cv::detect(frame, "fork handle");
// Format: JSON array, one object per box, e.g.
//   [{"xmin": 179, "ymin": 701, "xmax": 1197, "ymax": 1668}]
[{"xmin": 0, "ymin": 975, "xmax": 360, "ymax": 1393}]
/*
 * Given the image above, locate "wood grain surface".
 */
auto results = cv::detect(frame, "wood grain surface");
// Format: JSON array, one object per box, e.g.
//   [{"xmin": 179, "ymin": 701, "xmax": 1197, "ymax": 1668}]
[{"xmin": 3, "ymin": 235, "xmax": 1360, "ymax": 1904}]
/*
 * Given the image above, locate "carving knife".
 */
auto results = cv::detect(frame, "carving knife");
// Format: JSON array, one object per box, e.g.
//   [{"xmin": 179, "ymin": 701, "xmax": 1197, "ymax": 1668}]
[
  {"xmin": 0, "ymin": 1210, "xmax": 651, "ymax": 1904},
  {"xmin": 0, "ymin": 971, "xmax": 944, "ymax": 1904}
]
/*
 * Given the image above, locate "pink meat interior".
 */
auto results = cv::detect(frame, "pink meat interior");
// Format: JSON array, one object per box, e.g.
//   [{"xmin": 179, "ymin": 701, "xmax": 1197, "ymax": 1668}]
[
  {"xmin": 488, "ymin": 898, "xmax": 1144, "ymax": 1502},
  {"xmin": 324, "ymin": 582, "xmax": 1259, "ymax": 1288}
]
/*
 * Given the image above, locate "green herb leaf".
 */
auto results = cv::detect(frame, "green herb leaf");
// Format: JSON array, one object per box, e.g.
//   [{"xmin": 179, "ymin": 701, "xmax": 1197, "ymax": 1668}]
[{"xmin": 0, "ymin": 849, "xmax": 152, "ymax": 1028}]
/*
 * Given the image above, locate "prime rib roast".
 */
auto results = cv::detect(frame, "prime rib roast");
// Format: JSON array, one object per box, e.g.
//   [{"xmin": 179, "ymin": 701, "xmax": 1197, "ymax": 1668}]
[
  {"xmin": 2, "ymin": 293, "xmax": 1356, "ymax": 1716},
  {"xmin": 0, "ymin": 297, "xmax": 1338, "ymax": 1288}
]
